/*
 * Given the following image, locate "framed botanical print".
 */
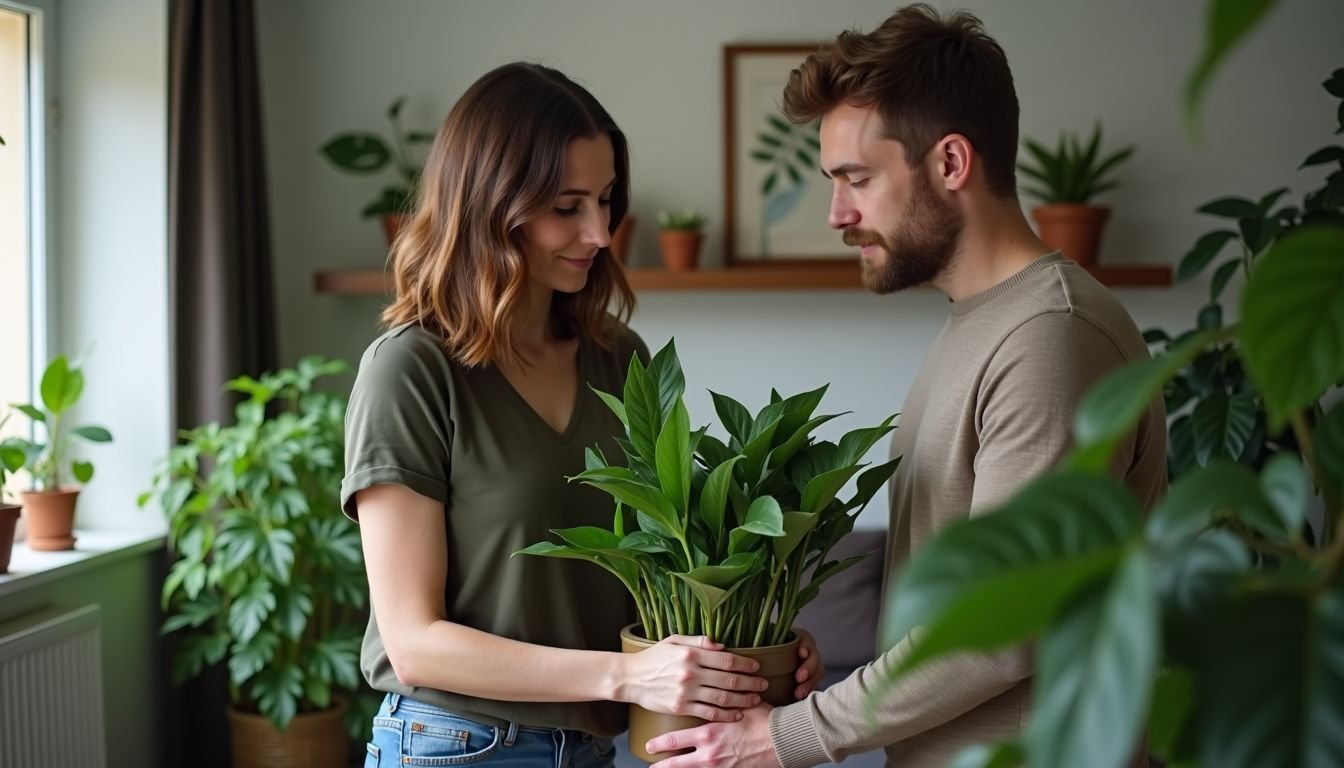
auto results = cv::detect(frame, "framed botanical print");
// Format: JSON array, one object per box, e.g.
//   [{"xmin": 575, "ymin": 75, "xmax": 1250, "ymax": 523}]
[{"xmin": 723, "ymin": 43, "xmax": 850, "ymax": 265}]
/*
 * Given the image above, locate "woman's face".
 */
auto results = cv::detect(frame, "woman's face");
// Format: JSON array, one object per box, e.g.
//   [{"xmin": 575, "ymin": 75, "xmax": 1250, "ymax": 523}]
[{"xmin": 520, "ymin": 134, "xmax": 617, "ymax": 296}]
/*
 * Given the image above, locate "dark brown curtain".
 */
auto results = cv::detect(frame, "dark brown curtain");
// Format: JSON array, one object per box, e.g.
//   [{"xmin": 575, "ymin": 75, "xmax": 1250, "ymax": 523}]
[{"xmin": 166, "ymin": 1, "xmax": 276, "ymax": 765}]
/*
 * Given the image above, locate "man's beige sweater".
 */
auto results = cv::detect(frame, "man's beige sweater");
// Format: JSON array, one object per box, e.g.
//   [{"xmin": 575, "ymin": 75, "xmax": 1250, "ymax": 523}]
[{"xmin": 770, "ymin": 253, "xmax": 1167, "ymax": 768}]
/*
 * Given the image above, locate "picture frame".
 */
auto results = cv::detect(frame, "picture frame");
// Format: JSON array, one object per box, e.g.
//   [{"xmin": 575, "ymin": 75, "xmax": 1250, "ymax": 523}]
[{"xmin": 723, "ymin": 43, "xmax": 851, "ymax": 266}]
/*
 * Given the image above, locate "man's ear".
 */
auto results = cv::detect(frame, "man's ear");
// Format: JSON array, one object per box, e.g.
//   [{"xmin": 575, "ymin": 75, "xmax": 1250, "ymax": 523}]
[{"xmin": 935, "ymin": 134, "xmax": 973, "ymax": 191}]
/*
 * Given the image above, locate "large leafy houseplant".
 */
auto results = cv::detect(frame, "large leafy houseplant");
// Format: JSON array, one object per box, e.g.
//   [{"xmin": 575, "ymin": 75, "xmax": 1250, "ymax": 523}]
[
  {"xmin": 871, "ymin": 33, "xmax": 1344, "ymax": 768},
  {"xmin": 517, "ymin": 340, "xmax": 901, "ymax": 649},
  {"xmin": 142, "ymin": 357, "xmax": 378, "ymax": 740},
  {"xmin": 1145, "ymin": 67, "xmax": 1343, "ymax": 484}
]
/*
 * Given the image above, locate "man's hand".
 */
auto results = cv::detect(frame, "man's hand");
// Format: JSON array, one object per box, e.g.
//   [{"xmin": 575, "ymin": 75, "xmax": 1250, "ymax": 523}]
[
  {"xmin": 794, "ymin": 629, "xmax": 825, "ymax": 700},
  {"xmin": 647, "ymin": 703, "xmax": 780, "ymax": 768}
]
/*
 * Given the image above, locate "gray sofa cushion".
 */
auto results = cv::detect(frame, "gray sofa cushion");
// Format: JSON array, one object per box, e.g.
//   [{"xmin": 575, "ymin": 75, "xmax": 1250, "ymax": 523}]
[{"xmin": 793, "ymin": 528, "xmax": 887, "ymax": 670}]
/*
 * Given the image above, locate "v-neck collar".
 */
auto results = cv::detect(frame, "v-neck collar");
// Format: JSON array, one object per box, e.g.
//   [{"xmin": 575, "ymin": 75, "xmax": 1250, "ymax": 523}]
[{"xmin": 488, "ymin": 337, "xmax": 588, "ymax": 444}]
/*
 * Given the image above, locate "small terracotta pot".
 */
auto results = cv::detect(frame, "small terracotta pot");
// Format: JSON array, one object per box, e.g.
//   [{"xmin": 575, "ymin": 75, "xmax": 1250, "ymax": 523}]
[
  {"xmin": 0, "ymin": 504, "xmax": 20, "ymax": 573},
  {"xmin": 658, "ymin": 231, "xmax": 703, "ymax": 272},
  {"xmin": 381, "ymin": 213, "xmax": 409, "ymax": 248},
  {"xmin": 1031, "ymin": 203, "xmax": 1110, "ymax": 267},
  {"xmin": 226, "ymin": 697, "xmax": 349, "ymax": 768},
  {"xmin": 611, "ymin": 215, "xmax": 637, "ymax": 264},
  {"xmin": 620, "ymin": 624, "xmax": 799, "ymax": 763},
  {"xmin": 21, "ymin": 488, "xmax": 79, "ymax": 551}
]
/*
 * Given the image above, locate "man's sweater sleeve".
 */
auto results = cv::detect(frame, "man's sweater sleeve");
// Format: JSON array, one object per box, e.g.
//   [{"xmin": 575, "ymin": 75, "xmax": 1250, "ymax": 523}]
[{"xmin": 770, "ymin": 313, "xmax": 1132, "ymax": 768}]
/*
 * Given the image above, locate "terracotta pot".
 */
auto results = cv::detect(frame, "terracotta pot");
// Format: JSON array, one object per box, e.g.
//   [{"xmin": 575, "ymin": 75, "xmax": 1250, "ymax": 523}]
[
  {"xmin": 611, "ymin": 215, "xmax": 637, "ymax": 264},
  {"xmin": 658, "ymin": 231, "xmax": 703, "ymax": 272},
  {"xmin": 381, "ymin": 213, "xmax": 409, "ymax": 248},
  {"xmin": 1031, "ymin": 203, "xmax": 1111, "ymax": 267},
  {"xmin": 21, "ymin": 488, "xmax": 79, "ymax": 551},
  {"xmin": 226, "ymin": 697, "xmax": 349, "ymax": 768},
  {"xmin": 620, "ymin": 624, "xmax": 799, "ymax": 763},
  {"xmin": 0, "ymin": 503, "xmax": 19, "ymax": 573}
]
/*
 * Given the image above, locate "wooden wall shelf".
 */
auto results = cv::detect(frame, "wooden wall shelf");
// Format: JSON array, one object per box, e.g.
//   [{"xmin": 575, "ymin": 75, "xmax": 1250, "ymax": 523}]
[{"xmin": 314, "ymin": 261, "xmax": 1172, "ymax": 296}]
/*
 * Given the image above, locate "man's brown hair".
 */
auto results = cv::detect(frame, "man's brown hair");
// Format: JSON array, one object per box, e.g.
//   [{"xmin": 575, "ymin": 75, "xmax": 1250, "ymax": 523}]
[
  {"xmin": 783, "ymin": 4, "xmax": 1020, "ymax": 198},
  {"xmin": 382, "ymin": 62, "xmax": 635, "ymax": 367}
]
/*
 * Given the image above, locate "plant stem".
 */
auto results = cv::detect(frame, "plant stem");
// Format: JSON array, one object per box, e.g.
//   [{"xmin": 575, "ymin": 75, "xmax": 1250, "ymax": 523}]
[{"xmin": 753, "ymin": 567, "xmax": 783, "ymax": 647}]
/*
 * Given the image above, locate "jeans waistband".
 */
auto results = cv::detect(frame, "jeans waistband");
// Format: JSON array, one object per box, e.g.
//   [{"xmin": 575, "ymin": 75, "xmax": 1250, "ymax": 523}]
[{"xmin": 385, "ymin": 692, "xmax": 595, "ymax": 746}]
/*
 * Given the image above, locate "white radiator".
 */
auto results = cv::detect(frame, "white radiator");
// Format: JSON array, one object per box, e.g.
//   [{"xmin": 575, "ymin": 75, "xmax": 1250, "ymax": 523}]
[{"xmin": 0, "ymin": 605, "xmax": 106, "ymax": 768}]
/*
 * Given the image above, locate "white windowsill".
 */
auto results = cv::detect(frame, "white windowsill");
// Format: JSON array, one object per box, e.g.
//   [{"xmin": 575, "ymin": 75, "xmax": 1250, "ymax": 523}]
[{"xmin": 0, "ymin": 529, "xmax": 165, "ymax": 599}]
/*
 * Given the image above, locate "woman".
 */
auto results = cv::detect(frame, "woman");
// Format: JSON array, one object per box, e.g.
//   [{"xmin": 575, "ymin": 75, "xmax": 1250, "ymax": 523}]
[{"xmin": 343, "ymin": 63, "xmax": 820, "ymax": 768}]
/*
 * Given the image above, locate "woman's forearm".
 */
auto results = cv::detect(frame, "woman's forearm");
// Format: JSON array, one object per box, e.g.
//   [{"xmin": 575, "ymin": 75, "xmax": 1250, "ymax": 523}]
[{"xmin": 388, "ymin": 618, "xmax": 631, "ymax": 703}]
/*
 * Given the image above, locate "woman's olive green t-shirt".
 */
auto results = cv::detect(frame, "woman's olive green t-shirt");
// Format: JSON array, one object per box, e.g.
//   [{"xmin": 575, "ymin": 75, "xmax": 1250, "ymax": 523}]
[{"xmin": 341, "ymin": 322, "xmax": 648, "ymax": 737}]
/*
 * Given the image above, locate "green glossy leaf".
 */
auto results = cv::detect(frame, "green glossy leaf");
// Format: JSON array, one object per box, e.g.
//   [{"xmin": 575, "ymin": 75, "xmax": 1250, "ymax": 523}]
[
  {"xmin": 1241, "ymin": 226, "xmax": 1344, "ymax": 426},
  {"xmin": 739, "ymin": 495, "xmax": 785, "ymax": 537},
  {"xmin": 710, "ymin": 391, "xmax": 753, "ymax": 447},
  {"xmin": 837, "ymin": 415, "xmax": 897, "ymax": 466},
  {"xmin": 274, "ymin": 585, "xmax": 314, "ymax": 642},
  {"xmin": 1194, "ymin": 585, "xmax": 1344, "ymax": 768},
  {"xmin": 881, "ymin": 472, "xmax": 1139, "ymax": 649},
  {"xmin": 320, "ymin": 133, "xmax": 391, "ymax": 173},
  {"xmin": 1259, "ymin": 453, "xmax": 1310, "ymax": 537},
  {"xmin": 262, "ymin": 528, "xmax": 296, "ymax": 584},
  {"xmin": 1184, "ymin": 0, "xmax": 1281, "ymax": 139},
  {"xmin": 40, "ymin": 356, "xmax": 82, "ymax": 414},
  {"xmin": 1301, "ymin": 146, "xmax": 1344, "ymax": 168},
  {"xmin": 573, "ymin": 467, "xmax": 679, "ymax": 535},
  {"xmin": 1197, "ymin": 197, "xmax": 1260, "ymax": 220},
  {"xmin": 71, "ymin": 461, "xmax": 93, "ymax": 484},
  {"xmin": 624, "ymin": 356, "xmax": 661, "ymax": 464},
  {"xmin": 848, "ymin": 456, "xmax": 901, "ymax": 513},
  {"xmin": 1073, "ymin": 331, "xmax": 1220, "ymax": 469},
  {"xmin": 592, "ymin": 388, "xmax": 627, "ymax": 425},
  {"xmin": 655, "ymin": 400, "xmax": 692, "ymax": 514},
  {"xmin": 1197, "ymin": 303, "xmax": 1223, "ymax": 331},
  {"xmin": 71, "ymin": 425, "xmax": 112, "ymax": 443},
  {"xmin": 254, "ymin": 664, "xmax": 304, "ymax": 730},
  {"xmin": 896, "ymin": 548, "xmax": 1122, "ymax": 676},
  {"xmin": 12, "ymin": 404, "xmax": 44, "ymax": 423},
  {"xmin": 1209, "ymin": 259, "xmax": 1242, "ymax": 302},
  {"xmin": 1024, "ymin": 548, "xmax": 1156, "ymax": 768},
  {"xmin": 1146, "ymin": 461, "xmax": 1284, "ymax": 548},
  {"xmin": 1178, "ymin": 230, "xmax": 1238, "ymax": 281},
  {"xmin": 228, "ymin": 578, "xmax": 276, "ymax": 644},
  {"xmin": 1191, "ymin": 391, "xmax": 1256, "ymax": 465},
  {"xmin": 699, "ymin": 455, "xmax": 744, "ymax": 541},
  {"xmin": 228, "ymin": 630, "xmax": 279, "ymax": 686},
  {"xmin": 802, "ymin": 465, "xmax": 863, "ymax": 515},
  {"xmin": 648, "ymin": 340, "xmax": 687, "ymax": 422}
]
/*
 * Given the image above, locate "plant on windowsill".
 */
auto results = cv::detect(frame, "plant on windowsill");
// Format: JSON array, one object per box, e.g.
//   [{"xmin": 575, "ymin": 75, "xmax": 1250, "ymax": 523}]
[
  {"xmin": 142, "ymin": 357, "xmax": 379, "ymax": 768},
  {"xmin": 656, "ymin": 209, "xmax": 707, "ymax": 271},
  {"xmin": 516, "ymin": 339, "xmax": 900, "ymax": 761},
  {"xmin": 319, "ymin": 96, "xmax": 434, "ymax": 247},
  {"xmin": 1017, "ymin": 122, "xmax": 1135, "ymax": 267},
  {"xmin": 6, "ymin": 356, "xmax": 113, "ymax": 551},
  {"xmin": 0, "ymin": 413, "xmax": 27, "ymax": 574}
]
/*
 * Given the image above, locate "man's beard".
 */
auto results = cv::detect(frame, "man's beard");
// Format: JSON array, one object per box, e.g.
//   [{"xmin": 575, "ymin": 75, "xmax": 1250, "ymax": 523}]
[{"xmin": 843, "ymin": 171, "xmax": 963, "ymax": 294}]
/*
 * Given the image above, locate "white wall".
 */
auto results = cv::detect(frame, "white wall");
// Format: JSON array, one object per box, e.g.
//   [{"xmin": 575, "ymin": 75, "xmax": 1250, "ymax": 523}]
[
  {"xmin": 256, "ymin": 0, "xmax": 1343, "ymax": 529},
  {"xmin": 56, "ymin": 0, "xmax": 169, "ymax": 532}
]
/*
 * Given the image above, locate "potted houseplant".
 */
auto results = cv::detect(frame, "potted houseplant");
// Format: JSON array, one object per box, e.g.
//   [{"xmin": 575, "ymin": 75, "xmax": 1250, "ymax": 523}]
[
  {"xmin": 1017, "ymin": 123, "xmax": 1135, "ymax": 267},
  {"xmin": 0, "ymin": 413, "xmax": 26, "ymax": 573},
  {"xmin": 517, "ymin": 340, "xmax": 901, "ymax": 761},
  {"xmin": 319, "ymin": 96, "xmax": 434, "ymax": 247},
  {"xmin": 657, "ymin": 209, "xmax": 707, "ymax": 271},
  {"xmin": 7, "ymin": 355, "xmax": 113, "ymax": 551},
  {"xmin": 141, "ymin": 356, "xmax": 379, "ymax": 768}
]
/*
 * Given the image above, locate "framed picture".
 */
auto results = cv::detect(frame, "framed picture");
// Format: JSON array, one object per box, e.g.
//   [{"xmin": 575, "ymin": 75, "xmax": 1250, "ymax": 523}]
[{"xmin": 723, "ymin": 44, "xmax": 849, "ymax": 265}]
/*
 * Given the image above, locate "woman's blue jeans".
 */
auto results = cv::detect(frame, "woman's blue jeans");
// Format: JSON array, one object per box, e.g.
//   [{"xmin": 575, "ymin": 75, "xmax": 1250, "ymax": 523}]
[{"xmin": 365, "ymin": 692, "xmax": 617, "ymax": 768}]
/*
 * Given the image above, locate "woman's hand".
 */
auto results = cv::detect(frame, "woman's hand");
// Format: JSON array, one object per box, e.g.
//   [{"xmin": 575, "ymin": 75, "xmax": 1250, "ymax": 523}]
[
  {"xmin": 793, "ymin": 628, "xmax": 825, "ymax": 700},
  {"xmin": 618, "ymin": 635, "xmax": 768, "ymax": 722}
]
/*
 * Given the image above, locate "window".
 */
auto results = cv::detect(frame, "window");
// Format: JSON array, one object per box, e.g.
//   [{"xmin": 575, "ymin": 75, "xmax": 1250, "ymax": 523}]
[{"xmin": 0, "ymin": 2, "xmax": 46, "ymax": 446}]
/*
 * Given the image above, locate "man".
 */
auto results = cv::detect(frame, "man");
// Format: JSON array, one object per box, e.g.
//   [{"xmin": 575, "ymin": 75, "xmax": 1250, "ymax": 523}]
[{"xmin": 646, "ymin": 5, "xmax": 1165, "ymax": 767}]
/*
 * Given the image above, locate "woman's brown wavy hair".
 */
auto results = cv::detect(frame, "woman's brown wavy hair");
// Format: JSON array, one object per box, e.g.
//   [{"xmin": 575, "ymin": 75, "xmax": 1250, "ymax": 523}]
[
  {"xmin": 381, "ymin": 62, "xmax": 635, "ymax": 367},
  {"xmin": 782, "ymin": 4, "xmax": 1020, "ymax": 199}
]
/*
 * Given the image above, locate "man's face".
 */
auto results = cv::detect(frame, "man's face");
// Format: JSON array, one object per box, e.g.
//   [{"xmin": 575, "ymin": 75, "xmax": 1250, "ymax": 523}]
[{"xmin": 819, "ymin": 104, "xmax": 963, "ymax": 293}]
